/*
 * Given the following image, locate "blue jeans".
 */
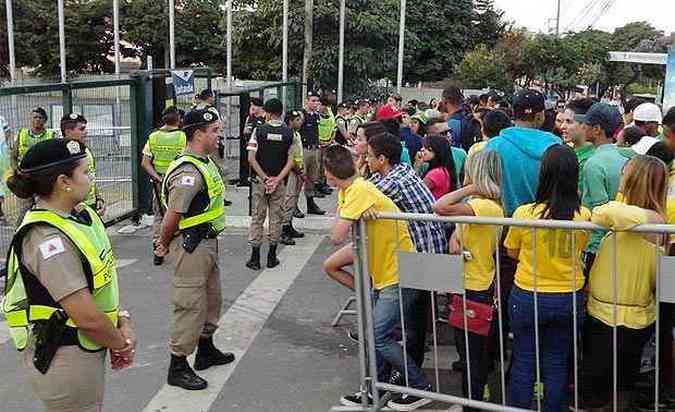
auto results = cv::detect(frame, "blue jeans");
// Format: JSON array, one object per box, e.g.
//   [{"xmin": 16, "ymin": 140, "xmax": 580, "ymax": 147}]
[
  {"xmin": 508, "ymin": 286, "xmax": 585, "ymax": 411},
  {"xmin": 372, "ymin": 285, "xmax": 429, "ymax": 390}
]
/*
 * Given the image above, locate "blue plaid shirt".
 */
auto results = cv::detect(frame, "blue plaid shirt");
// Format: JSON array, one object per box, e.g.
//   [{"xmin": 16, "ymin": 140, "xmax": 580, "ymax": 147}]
[{"xmin": 369, "ymin": 163, "xmax": 448, "ymax": 254}]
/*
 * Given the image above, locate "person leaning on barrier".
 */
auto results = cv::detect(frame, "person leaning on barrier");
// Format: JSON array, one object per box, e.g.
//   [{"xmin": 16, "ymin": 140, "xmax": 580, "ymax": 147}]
[
  {"xmin": 504, "ymin": 145, "xmax": 589, "ymax": 411},
  {"xmin": 61, "ymin": 113, "xmax": 105, "ymax": 217},
  {"xmin": 325, "ymin": 145, "xmax": 433, "ymax": 411},
  {"xmin": 13, "ymin": 107, "xmax": 56, "ymax": 225},
  {"xmin": 155, "ymin": 108, "xmax": 235, "ymax": 391},
  {"xmin": 142, "ymin": 106, "xmax": 187, "ymax": 266},
  {"xmin": 245, "ymin": 98, "xmax": 295, "ymax": 270},
  {"xmin": 280, "ymin": 110, "xmax": 307, "ymax": 246},
  {"xmin": 432, "ymin": 149, "xmax": 504, "ymax": 410},
  {"xmin": 582, "ymin": 155, "xmax": 668, "ymax": 410},
  {"xmin": 2, "ymin": 138, "xmax": 136, "ymax": 412}
]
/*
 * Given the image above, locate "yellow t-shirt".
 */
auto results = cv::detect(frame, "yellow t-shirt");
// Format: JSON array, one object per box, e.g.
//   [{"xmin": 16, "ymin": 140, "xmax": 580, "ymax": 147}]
[
  {"xmin": 462, "ymin": 198, "xmax": 504, "ymax": 291},
  {"xmin": 587, "ymin": 201, "xmax": 657, "ymax": 329},
  {"xmin": 504, "ymin": 203, "xmax": 590, "ymax": 293},
  {"xmin": 338, "ymin": 177, "xmax": 414, "ymax": 290}
]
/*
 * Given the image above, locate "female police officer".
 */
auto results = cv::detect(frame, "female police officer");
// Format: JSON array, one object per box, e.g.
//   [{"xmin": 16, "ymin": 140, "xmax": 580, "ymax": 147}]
[{"xmin": 3, "ymin": 138, "xmax": 136, "ymax": 411}]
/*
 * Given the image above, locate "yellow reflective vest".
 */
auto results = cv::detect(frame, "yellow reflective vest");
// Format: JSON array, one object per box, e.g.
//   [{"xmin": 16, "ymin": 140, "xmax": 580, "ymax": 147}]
[
  {"xmin": 147, "ymin": 127, "xmax": 187, "ymax": 175},
  {"xmin": 3, "ymin": 205, "xmax": 119, "ymax": 352},
  {"xmin": 17, "ymin": 128, "xmax": 55, "ymax": 162},
  {"xmin": 161, "ymin": 154, "xmax": 226, "ymax": 234}
]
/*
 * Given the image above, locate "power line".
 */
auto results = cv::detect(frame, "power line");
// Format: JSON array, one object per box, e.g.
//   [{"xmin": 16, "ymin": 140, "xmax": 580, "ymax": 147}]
[
  {"xmin": 586, "ymin": 0, "xmax": 616, "ymax": 30},
  {"xmin": 562, "ymin": 0, "xmax": 601, "ymax": 32}
]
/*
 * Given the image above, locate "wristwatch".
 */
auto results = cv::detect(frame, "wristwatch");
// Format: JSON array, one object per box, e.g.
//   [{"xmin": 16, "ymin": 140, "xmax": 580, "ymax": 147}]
[{"xmin": 119, "ymin": 310, "xmax": 131, "ymax": 320}]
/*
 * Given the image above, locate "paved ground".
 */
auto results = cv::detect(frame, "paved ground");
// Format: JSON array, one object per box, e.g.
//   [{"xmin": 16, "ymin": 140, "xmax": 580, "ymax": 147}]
[{"xmin": 0, "ymin": 188, "xmax": 476, "ymax": 412}]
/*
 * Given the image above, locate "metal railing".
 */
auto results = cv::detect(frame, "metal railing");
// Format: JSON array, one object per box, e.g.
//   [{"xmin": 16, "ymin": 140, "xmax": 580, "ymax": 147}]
[{"xmin": 336, "ymin": 211, "xmax": 675, "ymax": 412}]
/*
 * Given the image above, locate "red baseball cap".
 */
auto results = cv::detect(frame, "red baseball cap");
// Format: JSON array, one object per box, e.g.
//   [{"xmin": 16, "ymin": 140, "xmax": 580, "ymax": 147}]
[{"xmin": 376, "ymin": 104, "xmax": 403, "ymax": 120}]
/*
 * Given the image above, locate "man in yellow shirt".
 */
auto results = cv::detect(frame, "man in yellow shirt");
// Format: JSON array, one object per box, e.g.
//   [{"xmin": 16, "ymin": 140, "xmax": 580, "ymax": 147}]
[{"xmin": 324, "ymin": 145, "xmax": 432, "ymax": 411}]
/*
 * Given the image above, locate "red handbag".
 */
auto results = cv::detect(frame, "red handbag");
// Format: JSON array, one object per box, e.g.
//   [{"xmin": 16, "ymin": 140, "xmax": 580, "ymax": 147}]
[{"xmin": 448, "ymin": 294, "xmax": 495, "ymax": 337}]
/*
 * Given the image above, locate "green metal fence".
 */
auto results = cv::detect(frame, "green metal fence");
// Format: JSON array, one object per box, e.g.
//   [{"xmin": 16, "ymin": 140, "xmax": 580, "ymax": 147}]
[{"xmin": 0, "ymin": 75, "xmax": 152, "ymax": 262}]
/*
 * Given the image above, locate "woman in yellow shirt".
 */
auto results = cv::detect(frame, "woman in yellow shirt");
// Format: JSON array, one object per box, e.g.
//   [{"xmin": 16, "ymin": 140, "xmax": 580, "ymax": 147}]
[
  {"xmin": 504, "ymin": 145, "xmax": 590, "ymax": 411},
  {"xmin": 433, "ymin": 149, "xmax": 504, "ymax": 409},
  {"xmin": 582, "ymin": 155, "xmax": 667, "ymax": 409}
]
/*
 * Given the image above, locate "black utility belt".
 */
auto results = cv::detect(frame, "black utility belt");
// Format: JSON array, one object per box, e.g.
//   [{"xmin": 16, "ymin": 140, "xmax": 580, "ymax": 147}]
[{"xmin": 303, "ymin": 144, "xmax": 319, "ymax": 149}]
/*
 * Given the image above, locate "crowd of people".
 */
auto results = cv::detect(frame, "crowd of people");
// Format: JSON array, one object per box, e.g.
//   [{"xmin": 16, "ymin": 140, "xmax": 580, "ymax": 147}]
[{"xmin": 299, "ymin": 85, "xmax": 675, "ymax": 411}]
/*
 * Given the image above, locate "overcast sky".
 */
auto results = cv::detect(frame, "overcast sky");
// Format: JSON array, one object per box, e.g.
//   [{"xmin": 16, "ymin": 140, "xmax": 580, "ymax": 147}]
[{"xmin": 493, "ymin": 0, "xmax": 675, "ymax": 35}]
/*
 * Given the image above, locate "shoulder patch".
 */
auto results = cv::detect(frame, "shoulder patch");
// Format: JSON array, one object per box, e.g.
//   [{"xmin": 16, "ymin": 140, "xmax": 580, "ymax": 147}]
[
  {"xmin": 39, "ymin": 237, "xmax": 66, "ymax": 260},
  {"xmin": 180, "ymin": 175, "xmax": 196, "ymax": 186}
]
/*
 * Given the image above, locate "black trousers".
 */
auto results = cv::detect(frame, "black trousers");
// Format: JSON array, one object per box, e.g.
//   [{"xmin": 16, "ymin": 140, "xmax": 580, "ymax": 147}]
[{"xmin": 239, "ymin": 136, "xmax": 250, "ymax": 182}]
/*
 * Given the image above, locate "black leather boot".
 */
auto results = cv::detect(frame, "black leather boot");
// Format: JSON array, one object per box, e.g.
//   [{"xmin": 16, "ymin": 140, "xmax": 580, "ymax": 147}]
[
  {"xmin": 194, "ymin": 336, "xmax": 235, "ymax": 371},
  {"xmin": 167, "ymin": 354, "xmax": 208, "ymax": 390},
  {"xmin": 293, "ymin": 207, "xmax": 305, "ymax": 219},
  {"xmin": 288, "ymin": 220, "xmax": 304, "ymax": 238},
  {"xmin": 306, "ymin": 197, "xmax": 326, "ymax": 215},
  {"xmin": 267, "ymin": 244, "xmax": 280, "ymax": 268},
  {"xmin": 281, "ymin": 226, "xmax": 296, "ymax": 246},
  {"xmin": 245, "ymin": 246, "xmax": 261, "ymax": 270}
]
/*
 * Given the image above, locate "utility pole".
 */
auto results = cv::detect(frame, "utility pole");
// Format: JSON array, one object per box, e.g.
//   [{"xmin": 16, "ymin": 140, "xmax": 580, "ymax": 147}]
[
  {"xmin": 302, "ymin": 0, "xmax": 314, "ymax": 97},
  {"xmin": 555, "ymin": 0, "xmax": 561, "ymax": 36}
]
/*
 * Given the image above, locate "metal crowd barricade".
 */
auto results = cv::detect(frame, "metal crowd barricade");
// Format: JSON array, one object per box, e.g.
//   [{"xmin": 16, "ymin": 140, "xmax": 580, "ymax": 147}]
[{"xmin": 333, "ymin": 211, "xmax": 675, "ymax": 412}]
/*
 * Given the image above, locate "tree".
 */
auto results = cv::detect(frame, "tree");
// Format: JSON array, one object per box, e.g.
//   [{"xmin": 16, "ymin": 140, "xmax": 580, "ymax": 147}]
[
  {"xmin": 455, "ymin": 44, "xmax": 512, "ymax": 92},
  {"xmin": 1, "ymin": 0, "xmax": 128, "ymax": 78},
  {"xmin": 471, "ymin": 0, "xmax": 508, "ymax": 49}
]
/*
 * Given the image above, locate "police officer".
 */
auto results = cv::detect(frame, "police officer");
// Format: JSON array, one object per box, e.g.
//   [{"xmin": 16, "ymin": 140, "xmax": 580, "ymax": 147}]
[
  {"xmin": 3, "ymin": 138, "xmax": 136, "ymax": 412},
  {"xmin": 348, "ymin": 100, "xmax": 370, "ymax": 141},
  {"xmin": 245, "ymin": 98, "xmax": 295, "ymax": 270},
  {"xmin": 192, "ymin": 89, "xmax": 215, "ymax": 111},
  {"xmin": 334, "ymin": 102, "xmax": 351, "ymax": 146},
  {"xmin": 141, "ymin": 106, "xmax": 187, "ymax": 265},
  {"xmin": 300, "ymin": 92, "xmax": 326, "ymax": 215},
  {"xmin": 280, "ymin": 110, "xmax": 306, "ymax": 245},
  {"xmin": 239, "ymin": 98, "xmax": 265, "ymax": 186},
  {"xmin": 13, "ymin": 107, "xmax": 55, "ymax": 224},
  {"xmin": 155, "ymin": 109, "xmax": 234, "ymax": 391},
  {"xmin": 60, "ymin": 113, "xmax": 105, "ymax": 217}
]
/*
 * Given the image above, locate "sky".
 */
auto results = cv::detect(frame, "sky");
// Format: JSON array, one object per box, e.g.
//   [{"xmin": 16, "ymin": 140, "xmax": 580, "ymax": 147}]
[{"xmin": 493, "ymin": 0, "xmax": 675, "ymax": 36}]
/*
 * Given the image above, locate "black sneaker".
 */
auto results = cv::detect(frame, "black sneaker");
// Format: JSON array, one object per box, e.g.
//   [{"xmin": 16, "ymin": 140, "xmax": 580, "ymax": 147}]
[
  {"xmin": 387, "ymin": 385, "xmax": 432, "ymax": 411},
  {"xmin": 340, "ymin": 390, "xmax": 391, "ymax": 408}
]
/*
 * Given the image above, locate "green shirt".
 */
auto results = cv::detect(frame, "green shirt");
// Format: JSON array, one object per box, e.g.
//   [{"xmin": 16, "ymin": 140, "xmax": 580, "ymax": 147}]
[
  {"xmin": 450, "ymin": 146, "xmax": 467, "ymax": 187},
  {"xmin": 582, "ymin": 144, "xmax": 627, "ymax": 253},
  {"xmin": 574, "ymin": 143, "xmax": 595, "ymax": 195},
  {"xmin": 616, "ymin": 146, "xmax": 637, "ymax": 160}
]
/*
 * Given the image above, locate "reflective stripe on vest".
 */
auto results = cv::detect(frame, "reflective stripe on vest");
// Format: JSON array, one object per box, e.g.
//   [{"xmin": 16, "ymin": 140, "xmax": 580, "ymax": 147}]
[
  {"xmin": 161, "ymin": 154, "xmax": 226, "ymax": 234},
  {"xmin": 17, "ymin": 129, "xmax": 55, "ymax": 161},
  {"xmin": 2, "ymin": 206, "xmax": 120, "ymax": 352},
  {"xmin": 148, "ymin": 128, "xmax": 187, "ymax": 174}
]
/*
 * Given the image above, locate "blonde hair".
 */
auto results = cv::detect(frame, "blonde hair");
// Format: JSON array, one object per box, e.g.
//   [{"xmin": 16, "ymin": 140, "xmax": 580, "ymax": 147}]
[
  {"xmin": 622, "ymin": 155, "xmax": 668, "ymax": 217},
  {"xmin": 464, "ymin": 149, "xmax": 501, "ymax": 201}
]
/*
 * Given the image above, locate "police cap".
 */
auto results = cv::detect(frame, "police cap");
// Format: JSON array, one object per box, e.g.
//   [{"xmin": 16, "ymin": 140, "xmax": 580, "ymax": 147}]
[
  {"xmin": 183, "ymin": 108, "xmax": 220, "ymax": 129},
  {"xmin": 19, "ymin": 138, "xmax": 87, "ymax": 174},
  {"xmin": 61, "ymin": 113, "xmax": 87, "ymax": 124},
  {"xmin": 250, "ymin": 97, "xmax": 264, "ymax": 107}
]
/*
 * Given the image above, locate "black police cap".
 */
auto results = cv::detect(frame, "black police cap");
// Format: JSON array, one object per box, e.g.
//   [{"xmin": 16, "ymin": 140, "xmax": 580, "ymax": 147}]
[
  {"xmin": 250, "ymin": 97, "xmax": 264, "ymax": 107},
  {"xmin": 61, "ymin": 113, "xmax": 87, "ymax": 124},
  {"xmin": 183, "ymin": 108, "xmax": 220, "ymax": 129},
  {"xmin": 20, "ymin": 138, "xmax": 87, "ymax": 174}
]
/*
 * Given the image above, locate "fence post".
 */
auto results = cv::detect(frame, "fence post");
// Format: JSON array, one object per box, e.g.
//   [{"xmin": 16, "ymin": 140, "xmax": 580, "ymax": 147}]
[
  {"xmin": 239, "ymin": 92, "xmax": 252, "ymax": 216},
  {"xmin": 130, "ymin": 73, "xmax": 153, "ymax": 219},
  {"xmin": 62, "ymin": 84, "xmax": 73, "ymax": 115}
]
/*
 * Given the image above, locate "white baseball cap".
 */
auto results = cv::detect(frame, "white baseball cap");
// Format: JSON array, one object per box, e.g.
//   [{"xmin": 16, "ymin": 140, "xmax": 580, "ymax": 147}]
[{"xmin": 633, "ymin": 102, "xmax": 662, "ymax": 123}]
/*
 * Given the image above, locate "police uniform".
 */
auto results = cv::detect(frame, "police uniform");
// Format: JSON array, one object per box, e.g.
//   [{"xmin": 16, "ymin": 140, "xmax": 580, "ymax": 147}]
[
  {"xmin": 240, "ymin": 101, "xmax": 265, "ymax": 185},
  {"xmin": 62, "ymin": 113, "xmax": 103, "ymax": 213},
  {"xmin": 317, "ymin": 106, "xmax": 336, "ymax": 185},
  {"xmin": 160, "ymin": 109, "xmax": 234, "ymax": 391},
  {"xmin": 245, "ymin": 112, "xmax": 294, "ymax": 270},
  {"xmin": 3, "ymin": 140, "xmax": 123, "ymax": 412},
  {"xmin": 14, "ymin": 113, "xmax": 55, "ymax": 224},
  {"xmin": 144, "ymin": 125, "xmax": 187, "ymax": 242},
  {"xmin": 300, "ymin": 102, "xmax": 326, "ymax": 215},
  {"xmin": 280, "ymin": 127, "xmax": 305, "ymax": 245}
]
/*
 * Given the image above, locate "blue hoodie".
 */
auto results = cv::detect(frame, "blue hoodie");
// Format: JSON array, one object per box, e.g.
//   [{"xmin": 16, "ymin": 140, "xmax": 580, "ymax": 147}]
[{"xmin": 486, "ymin": 127, "xmax": 561, "ymax": 216}]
